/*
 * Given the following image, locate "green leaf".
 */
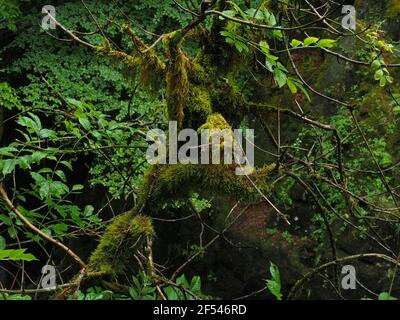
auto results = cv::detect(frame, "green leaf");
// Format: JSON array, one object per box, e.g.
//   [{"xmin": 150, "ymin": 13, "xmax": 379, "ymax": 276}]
[
  {"xmin": 273, "ymin": 30, "xmax": 283, "ymax": 39},
  {"xmin": 49, "ymin": 181, "xmax": 69, "ymax": 198},
  {"xmin": 55, "ymin": 170, "xmax": 67, "ymax": 182},
  {"xmin": 17, "ymin": 113, "xmax": 42, "ymax": 133},
  {"xmin": 2, "ymin": 159, "xmax": 16, "ymax": 176},
  {"xmin": 220, "ymin": 30, "xmax": 233, "ymax": 39},
  {"xmin": 176, "ymin": 274, "xmax": 190, "ymax": 288},
  {"xmin": 266, "ymin": 262, "xmax": 283, "ymax": 300},
  {"xmin": 40, "ymin": 129, "xmax": 57, "ymax": 139},
  {"xmin": 7, "ymin": 227, "xmax": 17, "ymax": 239},
  {"xmin": 52, "ymin": 223, "xmax": 68, "ymax": 235},
  {"xmin": 374, "ymin": 69, "xmax": 384, "ymax": 80},
  {"xmin": 235, "ymin": 42, "xmax": 243, "ymax": 52},
  {"xmin": 220, "ymin": 10, "xmax": 236, "ymax": 19},
  {"xmin": 264, "ymin": 59, "xmax": 275, "ymax": 72},
  {"xmin": 287, "ymin": 78, "xmax": 298, "ymax": 94},
  {"xmin": 371, "ymin": 60, "xmax": 381, "ymax": 69},
  {"xmin": 245, "ymin": 8, "xmax": 264, "ymax": 20},
  {"xmin": 0, "ymin": 214, "xmax": 12, "ymax": 226},
  {"xmin": 38, "ymin": 168, "xmax": 52, "ymax": 174},
  {"xmin": 0, "ymin": 249, "xmax": 38, "ymax": 262},
  {"xmin": 60, "ymin": 161, "xmax": 73, "ymax": 171},
  {"xmin": 190, "ymin": 276, "xmax": 201, "ymax": 293},
  {"xmin": 378, "ymin": 292, "xmax": 397, "ymax": 300},
  {"xmin": 79, "ymin": 118, "xmax": 91, "ymax": 130},
  {"xmin": 277, "ymin": 62, "xmax": 288, "ymax": 72},
  {"xmin": 30, "ymin": 151, "xmax": 47, "ymax": 163},
  {"xmin": 290, "ymin": 39, "xmax": 302, "ymax": 48},
  {"xmin": 265, "ymin": 11, "xmax": 277, "ymax": 26},
  {"xmin": 129, "ymin": 287, "xmax": 139, "ymax": 300},
  {"xmin": 31, "ymin": 171, "xmax": 46, "ymax": 183},
  {"xmin": 0, "ymin": 235, "xmax": 6, "ymax": 250},
  {"xmin": 227, "ymin": 1, "xmax": 247, "ymax": 19},
  {"xmin": 66, "ymin": 98, "xmax": 83, "ymax": 108},
  {"xmin": 0, "ymin": 146, "xmax": 18, "ymax": 157},
  {"xmin": 16, "ymin": 156, "xmax": 31, "ymax": 170},
  {"xmin": 266, "ymin": 53, "xmax": 279, "ymax": 61},
  {"xmin": 39, "ymin": 182, "xmax": 50, "ymax": 199},
  {"xmin": 294, "ymin": 80, "xmax": 311, "ymax": 102},
  {"xmin": 273, "ymin": 68, "xmax": 287, "ymax": 88},
  {"xmin": 304, "ymin": 37, "xmax": 319, "ymax": 46},
  {"xmin": 163, "ymin": 286, "xmax": 179, "ymax": 300},
  {"xmin": 316, "ymin": 39, "xmax": 336, "ymax": 49},
  {"xmin": 0, "ymin": 82, "xmax": 21, "ymax": 110},
  {"xmin": 264, "ymin": 54, "xmax": 278, "ymax": 72},
  {"xmin": 259, "ymin": 40, "xmax": 269, "ymax": 54},
  {"xmin": 270, "ymin": 262, "xmax": 280, "ymax": 283},
  {"xmin": 83, "ymin": 205, "xmax": 94, "ymax": 217},
  {"xmin": 1, "ymin": 294, "xmax": 32, "ymax": 300},
  {"xmin": 72, "ymin": 184, "xmax": 84, "ymax": 191}
]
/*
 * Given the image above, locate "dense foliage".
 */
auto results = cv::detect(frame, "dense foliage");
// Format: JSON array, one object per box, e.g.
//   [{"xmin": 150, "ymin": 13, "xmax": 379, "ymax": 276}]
[{"xmin": 0, "ymin": 0, "xmax": 399, "ymax": 300}]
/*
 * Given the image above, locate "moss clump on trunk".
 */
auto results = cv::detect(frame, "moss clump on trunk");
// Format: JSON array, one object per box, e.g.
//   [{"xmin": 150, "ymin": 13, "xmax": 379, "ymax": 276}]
[
  {"xmin": 137, "ymin": 163, "xmax": 276, "ymax": 215},
  {"xmin": 88, "ymin": 213, "xmax": 154, "ymax": 276}
]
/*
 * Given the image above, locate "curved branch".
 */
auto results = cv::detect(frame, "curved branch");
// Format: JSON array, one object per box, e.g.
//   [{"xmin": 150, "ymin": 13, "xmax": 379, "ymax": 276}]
[{"xmin": 0, "ymin": 184, "xmax": 86, "ymax": 269}]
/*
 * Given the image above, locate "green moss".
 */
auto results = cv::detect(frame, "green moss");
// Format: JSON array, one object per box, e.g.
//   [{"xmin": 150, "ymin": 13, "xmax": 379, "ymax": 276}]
[
  {"xmin": 164, "ymin": 32, "xmax": 190, "ymax": 128},
  {"xmin": 161, "ymin": 29, "xmax": 256, "ymax": 127},
  {"xmin": 138, "ymin": 164, "xmax": 274, "ymax": 214},
  {"xmin": 96, "ymin": 27, "xmax": 166, "ymax": 90},
  {"xmin": 188, "ymin": 61, "xmax": 209, "ymax": 84},
  {"xmin": 197, "ymin": 113, "xmax": 233, "ymax": 150},
  {"xmin": 358, "ymin": 85, "xmax": 392, "ymax": 126},
  {"xmin": 198, "ymin": 113, "xmax": 231, "ymax": 132},
  {"xmin": 186, "ymin": 85, "xmax": 213, "ymax": 125},
  {"xmin": 88, "ymin": 213, "xmax": 154, "ymax": 275},
  {"xmin": 193, "ymin": 52, "xmax": 219, "ymax": 79},
  {"xmin": 267, "ymin": 0, "xmax": 288, "ymax": 13},
  {"xmin": 210, "ymin": 81, "xmax": 248, "ymax": 124},
  {"xmin": 200, "ymin": 54, "xmax": 274, "ymax": 123},
  {"xmin": 254, "ymin": 163, "xmax": 277, "ymax": 176},
  {"xmin": 387, "ymin": 0, "xmax": 400, "ymax": 16}
]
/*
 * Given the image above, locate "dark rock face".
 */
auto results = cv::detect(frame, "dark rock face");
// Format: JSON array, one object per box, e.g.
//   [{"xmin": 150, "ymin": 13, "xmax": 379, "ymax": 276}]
[{"xmin": 152, "ymin": 198, "xmax": 312, "ymax": 299}]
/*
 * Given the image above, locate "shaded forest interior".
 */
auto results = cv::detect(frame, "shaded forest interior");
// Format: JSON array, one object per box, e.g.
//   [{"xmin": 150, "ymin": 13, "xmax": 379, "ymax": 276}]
[{"xmin": 0, "ymin": 0, "xmax": 400, "ymax": 300}]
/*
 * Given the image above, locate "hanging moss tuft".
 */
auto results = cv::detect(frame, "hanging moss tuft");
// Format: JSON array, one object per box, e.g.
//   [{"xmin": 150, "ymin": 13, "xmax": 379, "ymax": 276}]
[
  {"xmin": 95, "ymin": 26, "xmax": 166, "ymax": 90},
  {"xmin": 164, "ymin": 32, "xmax": 190, "ymax": 128}
]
